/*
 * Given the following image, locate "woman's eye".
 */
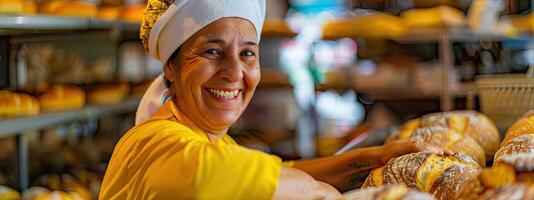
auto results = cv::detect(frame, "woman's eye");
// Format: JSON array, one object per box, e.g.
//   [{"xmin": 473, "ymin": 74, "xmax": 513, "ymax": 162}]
[
  {"xmin": 205, "ymin": 49, "xmax": 222, "ymax": 56},
  {"xmin": 241, "ymin": 51, "xmax": 255, "ymax": 57}
]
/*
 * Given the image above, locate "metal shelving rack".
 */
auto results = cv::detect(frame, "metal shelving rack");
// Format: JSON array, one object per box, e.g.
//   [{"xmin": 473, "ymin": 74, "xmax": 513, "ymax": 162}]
[
  {"xmin": 0, "ymin": 14, "xmax": 142, "ymax": 190},
  {"xmin": 323, "ymin": 26, "xmax": 534, "ymax": 111}
]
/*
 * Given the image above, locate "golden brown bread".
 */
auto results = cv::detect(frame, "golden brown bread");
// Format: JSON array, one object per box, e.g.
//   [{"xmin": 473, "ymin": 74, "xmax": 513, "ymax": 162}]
[
  {"xmin": 97, "ymin": 6, "xmax": 120, "ymax": 21},
  {"xmin": 502, "ymin": 110, "xmax": 534, "ymax": 146},
  {"xmin": 362, "ymin": 152, "xmax": 481, "ymax": 200},
  {"xmin": 322, "ymin": 13, "xmax": 407, "ymax": 40},
  {"xmin": 478, "ymin": 184, "xmax": 534, "ymax": 200},
  {"xmin": 396, "ymin": 126, "xmax": 486, "ymax": 166},
  {"xmin": 120, "ymin": 5, "xmax": 145, "ymax": 23},
  {"xmin": 39, "ymin": 0, "xmax": 66, "ymax": 14},
  {"xmin": 39, "ymin": 85, "xmax": 85, "ymax": 111},
  {"xmin": 393, "ymin": 111, "xmax": 500, "ymax": 161},
  {"xmin": 400, "ymin": 5, "xmax": 465, "ymax": 28},
  {"xmin": 0, "ymin": 90, "xmax": 40, "ymax": 117},
  {"xmin": 495, "ymin": 134, "xmax": 534, "ymax": 163},
  {"xmin": 53, "ymin": 1, "xmax": 97, "ymax": 18},
  {"xmin": 343, "ymin": 184, "xmax": 436, "ymax": 200},
  {"xmin": 87, "ymin": 83, "xmax": 129, "ymax": 105}
]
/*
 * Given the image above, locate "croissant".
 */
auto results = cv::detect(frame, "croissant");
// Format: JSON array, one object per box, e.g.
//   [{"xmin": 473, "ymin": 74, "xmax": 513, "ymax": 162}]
[
  {"xmin": 343, "ymin": 184, "xmax": 436, "ymax": 200},
  {"xmin": 392, "ymin": 126, "xmax": 485, "ymax": 166},
  {"xmin": 362, "ymin": 152, "xmax": 481, "ymax": 200},
  {"xmin": 393, "ymin": 111, "xmax": 500, "ymax": 161}
]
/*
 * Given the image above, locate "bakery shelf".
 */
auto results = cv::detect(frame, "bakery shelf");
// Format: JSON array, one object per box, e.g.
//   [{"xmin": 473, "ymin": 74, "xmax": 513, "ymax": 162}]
[
  {"xmin": 0, "ymin": 14, "xmax": 140, "ymax": 35},
  {"xmin": 0, "ymin": 97, "xmax": 140, "ymax": 137}
]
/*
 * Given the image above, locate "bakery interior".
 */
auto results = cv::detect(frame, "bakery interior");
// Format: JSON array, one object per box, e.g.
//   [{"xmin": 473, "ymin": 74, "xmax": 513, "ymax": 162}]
[{"xmin": 0, "ymin": 0, "xmax": 533, "ymax": 199}]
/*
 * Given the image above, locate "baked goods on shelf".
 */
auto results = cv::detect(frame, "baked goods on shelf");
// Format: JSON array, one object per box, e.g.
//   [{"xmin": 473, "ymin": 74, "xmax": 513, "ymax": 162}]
[
  {"xmin": 262, "ymin": 19, "xmax": 296, "ymax": 37},
  {"xmin": 0, "ymin": 90, "xmax": 40, "ymax": 117},
  {"xmin": 362, "ymin": 152, "xmax": 481, "ymax": 200},
  {"xmin": 97, "ymin": 6, "xmax": 121, "ymax": 21},
  {"xmin": 120, "ymin": 5, "xmax": 145, "ymax": 23},
  {"xmin": 343, "ymin": 184, "xmax": 436, "ymax": 200},
  {"xmin": 392, "ymin": 111, "xmax": 500, "ymax": 161},
  {"xmin": 400, "ymin": 5, "xmax": 465, "ymax": 28},
  {"xmin": 50, "ymin": 1, "xmax": 97, "ymax": 18},
  {"xmin": 0, "ymin": 0, "xmax": 36, "ymax": 14},
  {"xmin": 322, "ymin": 12, "xmax": 407, "ymax": 40},
  {"xmin": 0, "ymin": 185, "xmax": 20, "ymax": 199},
  {"xmin": 87, "ymin": 83, "xmax": 129, "ymax": 105},
  {"xmin": 39, "ymin": 85, "xmax": 85, "ymax": 112},
  {"xmin": 390, "ymin": 126, "xmax": 486, "ymax": 165},
  {"xmin": 34, "ymin": 174, "xmax": 94, "ymax": 200}
]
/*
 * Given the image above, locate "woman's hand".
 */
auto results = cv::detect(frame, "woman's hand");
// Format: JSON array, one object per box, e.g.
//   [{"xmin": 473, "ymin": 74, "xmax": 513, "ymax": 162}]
[
  {"xmin": 272, "ymin": 167, "xmax": 342, "ymax": 200},
  {"xmin": 379, "ymin": 137, "xmax": 454, "ymax": 165}
]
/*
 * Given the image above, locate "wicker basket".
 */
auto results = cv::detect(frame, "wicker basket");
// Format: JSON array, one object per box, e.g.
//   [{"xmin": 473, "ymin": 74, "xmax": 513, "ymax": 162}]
[{"xmin": 476, "ymin": 69, "xmax": 534, "ymax": 129}]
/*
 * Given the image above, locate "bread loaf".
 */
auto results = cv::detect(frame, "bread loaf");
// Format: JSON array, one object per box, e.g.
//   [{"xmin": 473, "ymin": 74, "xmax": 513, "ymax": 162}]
[
  {"xmin": 87, "ymin": 83, "xmax": 129, "ymax": 105},
  {"xmin": 39, "ymin": 85, "xmax": 85, "ymax": 111},
  {"xmin": 502, "ymin": 110, "xmax": 534, "ymax": 146},
  {"xmin": 362, "ymin": 152, "xmax": 481, "ymax": 200},
  {"xmin": 400, "ymin": 5, "xmax": 465, "ymax": 28},
  {"xmin": 478, "ymin": 184, "xmax": 534, "ymax": 200},
  {"xmin": 0, "ymin": 90, "xmax": 40, "ymax": 117},
  {"xmin": 394, "ymin": 111, "xmax": 500, "ymax": 161},
  {"xmin": 343, "ymin": 184, "xmax": 436, "ymax": 200},
  {"xmin": 120, "ymin": 5, "xmax": 145, "ymax": 23},
  {"xmin": 53, "ymin": 1, "xmax": 97, "ymax": 18},
  {"xmin": 322, "ymin": 13, "xmax": 407, "ymax": 39},
  {"xmin": 394, "ymin": 126, "xmax": 486, "ymax": 166}
]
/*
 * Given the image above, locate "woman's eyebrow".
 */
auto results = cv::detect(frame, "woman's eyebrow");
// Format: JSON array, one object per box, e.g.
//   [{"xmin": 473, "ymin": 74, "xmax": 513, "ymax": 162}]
[{"xmin": 204, "ymin": 38, "xmax": 257, "ymax": 46}]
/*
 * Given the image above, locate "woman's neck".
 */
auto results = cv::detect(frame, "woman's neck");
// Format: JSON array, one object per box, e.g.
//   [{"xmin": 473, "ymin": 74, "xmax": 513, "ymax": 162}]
[{"xmin": 171, "ymin": 99, "xmax": 227, "ymax": 142}]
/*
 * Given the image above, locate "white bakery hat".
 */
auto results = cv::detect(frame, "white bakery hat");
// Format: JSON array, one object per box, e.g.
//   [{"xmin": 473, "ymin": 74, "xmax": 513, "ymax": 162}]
[{"xmin": 136, "ymin": 0, "xmax": 266, "ymax": 125}]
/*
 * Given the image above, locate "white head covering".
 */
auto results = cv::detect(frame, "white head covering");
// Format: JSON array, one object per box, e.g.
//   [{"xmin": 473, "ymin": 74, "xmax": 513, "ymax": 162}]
[{"xmin": 136, "ymin": 0, "xmax": 266, "ymax": 125}]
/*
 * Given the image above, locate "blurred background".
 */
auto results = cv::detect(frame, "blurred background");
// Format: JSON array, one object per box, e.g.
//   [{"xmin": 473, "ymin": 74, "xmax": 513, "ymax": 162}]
[{"xmin": 0, "ymin": 0, "xmax": 533, "ymax": 198}]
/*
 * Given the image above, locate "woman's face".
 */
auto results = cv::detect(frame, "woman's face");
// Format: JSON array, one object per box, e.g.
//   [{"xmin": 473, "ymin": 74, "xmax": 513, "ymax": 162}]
[{"xmin": 164, "ymin": 17, "xmax": 260, "ymax": 135}]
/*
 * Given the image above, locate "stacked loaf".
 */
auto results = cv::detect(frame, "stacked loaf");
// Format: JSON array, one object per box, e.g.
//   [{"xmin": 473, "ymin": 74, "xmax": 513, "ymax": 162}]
[{"xmin": 389, "ymin": 111, "xmax": 500, "ymax": 165}]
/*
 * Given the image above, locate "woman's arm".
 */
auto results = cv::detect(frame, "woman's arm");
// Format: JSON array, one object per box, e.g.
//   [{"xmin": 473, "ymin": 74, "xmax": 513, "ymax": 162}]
[
  {"xmin": 272, "ymin": 166, "xmax": 342, "ymax": 200},
  {"xmin": 292, "ymin": 138, "xmax": 452, "ymax": 192}
]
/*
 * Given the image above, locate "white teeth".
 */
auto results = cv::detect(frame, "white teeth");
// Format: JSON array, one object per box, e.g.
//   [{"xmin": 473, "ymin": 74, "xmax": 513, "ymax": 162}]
[{"xmin": 208, "ymin": 88, "xmax": 239, "ymax": 99}]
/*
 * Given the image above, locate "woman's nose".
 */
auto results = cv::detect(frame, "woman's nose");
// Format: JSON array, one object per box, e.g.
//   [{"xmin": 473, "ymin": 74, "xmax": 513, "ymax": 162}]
[{"xmin": 219, "ymin": 54, "xmax": 244, "ymax": 82}]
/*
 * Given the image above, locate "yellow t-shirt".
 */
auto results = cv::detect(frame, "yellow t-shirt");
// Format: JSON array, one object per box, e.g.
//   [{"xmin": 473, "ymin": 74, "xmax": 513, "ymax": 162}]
[{"xmin": 99, "ymin": 101, "xmax": 283, "ymax": 200}]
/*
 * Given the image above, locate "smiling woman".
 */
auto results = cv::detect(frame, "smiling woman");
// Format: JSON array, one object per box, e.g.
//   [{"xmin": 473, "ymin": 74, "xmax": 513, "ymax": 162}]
[
  {"xmin": 99, "ymin": 0, "xmax": 448, "ymax": 199},
  {"xmin": 164, "ymin": 18, "xmax": 261, "ymax": 139}
]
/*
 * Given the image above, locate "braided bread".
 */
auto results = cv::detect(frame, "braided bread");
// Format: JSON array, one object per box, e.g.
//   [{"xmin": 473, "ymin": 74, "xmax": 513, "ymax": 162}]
[
  {"xmin": 343, "ymin": 184, "xmax": 436, "ymax": 200},
  {"xmin": 362, "ymin": 152, "xmax": 481, "ymax": 200}
]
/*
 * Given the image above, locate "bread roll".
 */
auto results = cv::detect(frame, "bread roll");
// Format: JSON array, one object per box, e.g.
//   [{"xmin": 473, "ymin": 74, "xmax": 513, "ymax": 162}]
[
  {"xmin": 54, "ymin": 1, "xmax": 97, "ymax": 18},
  {"xmin": 478, "ymin": 184, "xmax": 534, "ymax": 200},
  {"xmin": 87, "ymin": 83, "xmax": 129, "ymax": 105},
  {"xmin": 362, "ymin": 152, "xmax": 481, "ymax": 200},
  {"xmin": 395, "ymin": 126, "xmax": 486, "ymax": 165},
  {"xmin": 343, "ymin": 184, "xmax": 436, "ymax": 200},
  {"xmin": 401, "ymin": 5, "xmax": 465, "ymax": 28},
  {"xmin": 0, "ymin": 90, "xmax": 40, "ymax": 117},
  {"xmin": 0, "ymin": 0, "xmax": 23, "ymax": 14},
  {"xmin": 322, "ymin": 12, "xmax": 407, "ymax": 39},
  {"xmin": 0, "ymin": 185, "xmax": 21, "ymax": 199},
  {"xmin": 39, "ymin": 85, "xmax": 85, "ymax": 111},
  {"xmin": 502, "ymin": 110, "xmax": 534, "ymax": 146},
  {"xmin": 97, "ymin": 6, "xmax": 120, "ymax": 21},
  {"xmin": 120, "ymin": 5, "xmax": 144, "ymax": 23},
  {"xmin": 495, "ymin": 134, "xmax": 534, "ymax": 163},
  {"xmin": 394, "ymin": 111, "xmax": 500, "ymax": 161},
  {"xmin": 40, "ymin": 0, "xmax": 67, "ymax": 14}
]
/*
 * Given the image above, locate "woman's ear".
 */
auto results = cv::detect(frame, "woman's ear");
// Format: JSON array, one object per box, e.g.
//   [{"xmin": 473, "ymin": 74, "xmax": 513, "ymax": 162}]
[{"xmin": 164, "ymin": 62, "xmax": 175, "ymax": 82}]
